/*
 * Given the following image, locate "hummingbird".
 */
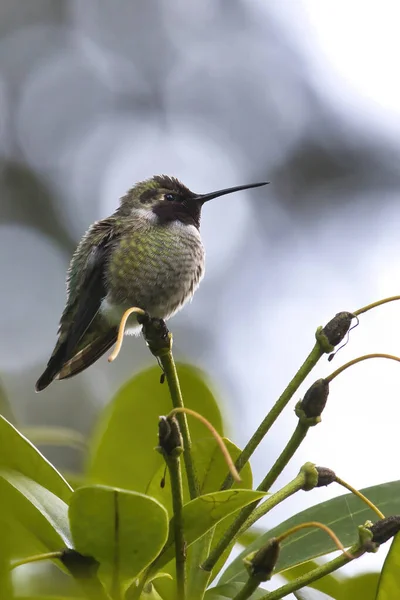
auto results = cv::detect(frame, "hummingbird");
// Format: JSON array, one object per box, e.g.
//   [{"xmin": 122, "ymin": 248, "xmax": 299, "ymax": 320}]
[{"xmin": 35, "ymin": 175, "xmax": 268, "ymax": 391}]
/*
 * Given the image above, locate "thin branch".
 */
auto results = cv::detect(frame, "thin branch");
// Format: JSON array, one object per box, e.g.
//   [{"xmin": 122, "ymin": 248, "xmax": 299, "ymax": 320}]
[
  {"xmin": 335, "ymin": 476, "xmax": 385, "ymax": 520},
  {"xmin": 354, "ymin": 295, "xmax": 400, "ymax": 316},
  {"xmin": 326, "ymin": 353, "xmax": 400, "ymax": 383}
]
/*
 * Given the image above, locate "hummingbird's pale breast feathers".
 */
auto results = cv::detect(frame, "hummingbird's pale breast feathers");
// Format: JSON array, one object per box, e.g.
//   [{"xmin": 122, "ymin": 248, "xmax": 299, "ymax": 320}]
[{"xmin": 103, "ymin": 218, "xmax": 205, "ymax": 328}]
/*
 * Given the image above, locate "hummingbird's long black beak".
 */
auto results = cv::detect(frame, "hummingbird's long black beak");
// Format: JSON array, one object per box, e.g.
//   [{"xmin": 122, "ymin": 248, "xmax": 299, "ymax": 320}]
[{"xmin": 193, "ymin": 181, "xmax": 269, "ymax": 203}]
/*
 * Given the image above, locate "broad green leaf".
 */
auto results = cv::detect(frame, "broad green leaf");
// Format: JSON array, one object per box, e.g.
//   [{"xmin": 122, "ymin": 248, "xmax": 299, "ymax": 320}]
[
  {"xmin": 238, "ymin": 527, "xmax": 268, "ymax": 548},
  {"xmin": 87, "ymin": 364, "xmax": 223, "ymax": 493},
  {"xmin": 147, "ymin": 438, "xmax": 253, "ymax": 517},
  {"xmin": 208, "ymin": 444, "xmax": 253, "ymax": 583},
  {"xmin": 20, "ymin": 427, "xmax": 87, "ymax": 452},
  {"xmin": 0, "ymin": 377, "xmax": 15, "ymax": 423},
  {"xmin": 338, "ymin": 572, "xmax": 378, "ymax": 600},
  {"xmin": 376, "ymin": 533, "xmax": 400, "ymax": 600},
  {"xmin": 1, "ymin": 470, "xmax": 72, "ymax": 553},
  {"xmin": 69, "ymin": 485, "xmax": 169, "ymax": 582},
  {"xmin": 153, "ymin": 489, "xmax": 266, "ymax": 570},
  {"xmin": 139, "ymin": 586, "xmax": 164, "ymax": 599},
  {"xmin": 0, "ymin": 530, "xmax": 14, "ymax": 599},
  {"xmin": 294, "ymin": 589, "xmax": 335, "ymax": 599},
  {"xmin": 204, "ymin": 581, "xmax": 266, "ymax": 599},
  {"xmin": 125, "ymin": 572, "xmax": 172, "ymax": 599},
  {"xmin": 0, "ymin": 416, "xmax": 72, "ymax": 502},
  {"xmin": 221, "ymin": 479, "xmax": 400, "ymax": 586}
]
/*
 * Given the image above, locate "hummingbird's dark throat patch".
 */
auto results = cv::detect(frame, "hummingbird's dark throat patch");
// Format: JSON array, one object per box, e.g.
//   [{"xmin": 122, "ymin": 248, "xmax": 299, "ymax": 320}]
[{"xmin": 153, "ymin": 201, "xmax": 201, "ymax": 228}]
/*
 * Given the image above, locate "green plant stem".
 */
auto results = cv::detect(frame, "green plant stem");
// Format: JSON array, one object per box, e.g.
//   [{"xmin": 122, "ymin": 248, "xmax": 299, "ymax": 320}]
[
  {"xmin": 232, "ymin": 577, "xmax": 261, "ymax": 600},
  {"xmin": 11, "ymin": 551, "xmax": 63, "ymax": 569},
  {"xmin": 166, "ymin": 452, "xmax": 186, "ymax": 600},
  {"xmin": 202, "ymin": 421, "xmax": 310, "ymax": 572},
  {"xmin": 258, "ymin": 543, "xmax": 362, "ymax": 600},
  {"xmin": 221, "ymin": 341, "xmax": 323, "ymax": 491},
  {"xmin": 159, "ymin": 348, "xmax": 199, "ymax": 499},
  {"xmin": 239, "ymin": 471, "xmax": 306, "ymax": 533},
  {"xmin": 257, "ymin": 421, "xmax": 309, "ymax": 494},
  {"xmin": 354, "ymin": 295, "xmax": 400, "ymax": 316}
]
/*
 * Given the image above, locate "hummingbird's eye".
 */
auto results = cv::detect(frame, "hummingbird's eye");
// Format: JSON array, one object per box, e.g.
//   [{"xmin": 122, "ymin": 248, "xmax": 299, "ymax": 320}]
[{"xmin": 164, "ymin": 193, "xmax": 180, "ymax": 202}]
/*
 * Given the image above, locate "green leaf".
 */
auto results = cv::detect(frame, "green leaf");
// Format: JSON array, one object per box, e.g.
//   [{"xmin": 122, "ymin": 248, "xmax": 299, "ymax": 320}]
[
  {"xmin": 20, "ymin": 427, "xmax": 87, "ymax": 452},
  {"xmin": 153, "ymin": 489, "xmax": 266, "ymax": 570},
  {"xmin": 208, "ymin": 443, "xmax": 253, "ymax": 583},
  {"xmin": 376, "ymin": 533, "xmax": 400, "ymax": 600},
  {"xmin": 204, "ymin": 581, "xmax": 266, "ymax": 599},
  {"xmin": 1, "ymin": 470, "xmax": 72, "ymax": 550},
  {"xmin": 338, "ymin": 572, "xmax": 379, "ymax": 600},
  {"xmin": 238, "ymin": 527, "xmax": 268, "ymax": 548},
  {"xmin": 0, "ymin": 531, "xmax": 14, "ymax": 600},
  {"xmin": 126, "ymin": 573, "xmax": 172, "ymax": 599},
  {"xmin": 0, "ymin": 416, "xmax": 72, "ymax": 502},
  {"xmin": 0, "ymin": 377, "xmax": 15, "ymax": 423},
  {"xmin": 221, "ymin": 479, "xmax": 400, "ymax": 586},
  {"xmin": 69, "ymin": 485, "xmax": 169, "ymax": 582},
  {"xmin": 293, "ymin": 589, "xmax": 335, "ymax": 599},
  {"xmin": 87, "ymin": 364, "xmax": 223, "ymax": 494},
  {"xmin": 147, "ymin": 437, "xmax": 252, "ymax": 517}
]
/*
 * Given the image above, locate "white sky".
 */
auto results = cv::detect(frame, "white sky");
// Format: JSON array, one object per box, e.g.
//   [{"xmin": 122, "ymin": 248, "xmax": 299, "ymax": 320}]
[{"xmin": 300, "ymin": 0, "xmax": 400, "ymax": 129}]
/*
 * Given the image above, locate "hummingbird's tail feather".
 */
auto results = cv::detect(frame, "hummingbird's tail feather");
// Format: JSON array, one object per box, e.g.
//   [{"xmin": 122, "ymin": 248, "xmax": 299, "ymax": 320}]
[
  {"xmin": 56, "ymin": 328, "xmax": 118, "ymax": 381},
  {"xmin": 35, "ymin": 341, "xmax": 70, "ymax": 392}
]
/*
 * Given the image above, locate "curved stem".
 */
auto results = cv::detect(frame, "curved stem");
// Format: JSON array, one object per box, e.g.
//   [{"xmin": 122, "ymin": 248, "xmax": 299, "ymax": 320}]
[
  {"xmin": 11, "ymin": 551, "xmax": 62, "ymax": 570},
  {"xmin": 276, "ymin": 521, "xmax": 351, "ymax": 558},
  {"xmin": 221, "ymin": 342, "xmax": 323, "ymax": 491},
  {"xmin": 335, "ymin": 476, "xmax": 385, "ymax": 520},
  {"xmin": 108, "ymin": 307, "xmax": 146, "ymax": 362},
  {"xmin": 170, "ymin": 408, "xmax": 240, "ymax": 483},
  {"xmin": 202, "ymin": 421, "xmax": 310, "ymax": 572},
  {"xmin": 166, "ymin": 452, "xmax": 186, "ymax": 600},
  {"xmin": 354, "ymin": 295, "xmax": 400, "ymax": 316},
  {"xmin": 326, "ymin": 353, "xmax": 400, "ymax": 383}
]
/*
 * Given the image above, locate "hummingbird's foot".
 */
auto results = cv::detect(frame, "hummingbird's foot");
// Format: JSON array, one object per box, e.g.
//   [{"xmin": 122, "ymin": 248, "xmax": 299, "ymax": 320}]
[{"xmin": 139, "ymin": 315, "xmax": 172, "ymax": 356}]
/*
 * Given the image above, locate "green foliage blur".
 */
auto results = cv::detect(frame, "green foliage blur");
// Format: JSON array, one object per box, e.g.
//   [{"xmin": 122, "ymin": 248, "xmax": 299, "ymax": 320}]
[{"xmin": 0, "ymin": 363, "xmax": 399, "ymax": 600}]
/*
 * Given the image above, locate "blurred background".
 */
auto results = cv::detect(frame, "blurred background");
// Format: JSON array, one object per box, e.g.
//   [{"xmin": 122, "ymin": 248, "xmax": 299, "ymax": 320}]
[{"xmin": 1, "ymin": 0, "xmax": 400, "ymax": 589}]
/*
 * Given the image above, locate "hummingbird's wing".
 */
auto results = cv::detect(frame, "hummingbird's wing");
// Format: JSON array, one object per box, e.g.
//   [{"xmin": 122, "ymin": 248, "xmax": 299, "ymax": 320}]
[
  {"xmin": 35, "ymin": 218, "xmax": 119, "ymax": 391},
  {"xmin": 56, "ymin": 320, "xmax": 117, "ymax": 381}
]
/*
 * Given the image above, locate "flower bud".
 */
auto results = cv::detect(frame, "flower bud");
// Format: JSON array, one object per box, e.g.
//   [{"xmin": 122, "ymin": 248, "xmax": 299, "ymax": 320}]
[
  {"xmin": 300, "ymin": 379, "xmax": 329, "ymax": 419},
  {"xmin": 243, "ymin": 538, "xmax": 280, "ymax": 582}
]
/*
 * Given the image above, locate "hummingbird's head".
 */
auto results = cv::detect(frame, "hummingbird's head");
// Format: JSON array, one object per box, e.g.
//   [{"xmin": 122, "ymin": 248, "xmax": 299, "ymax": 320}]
[{"xmin": 118, "ymin": 175, "xmax": 268, "ymax": 228}]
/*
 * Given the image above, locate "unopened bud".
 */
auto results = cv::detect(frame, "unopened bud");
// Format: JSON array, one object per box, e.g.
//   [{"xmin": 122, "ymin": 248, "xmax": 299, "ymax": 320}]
[
  {"xmin": 300, "ymin": 379, "xmax": 329, "ymax": 419},
  {"xmin": 368, "ymin": 516, "xmax": 400, "ymax": 546},
  {"xmin": 243, "ymin": 538, "xmax": 280, "ymax": 582},
  {"xmin": 60, "ymin": 549, "xmax": 99, "ymax": 579},
  {"xmin": 157, "ymin": 415, "xmax": 183, "ymax": 456},
  {"xmin": 318, "ymin": 312, "xmax": 354, "ymax": 351},
  {"xmin": 316, "ymin": 466, "xmax": 337, "ymax": 487}
]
